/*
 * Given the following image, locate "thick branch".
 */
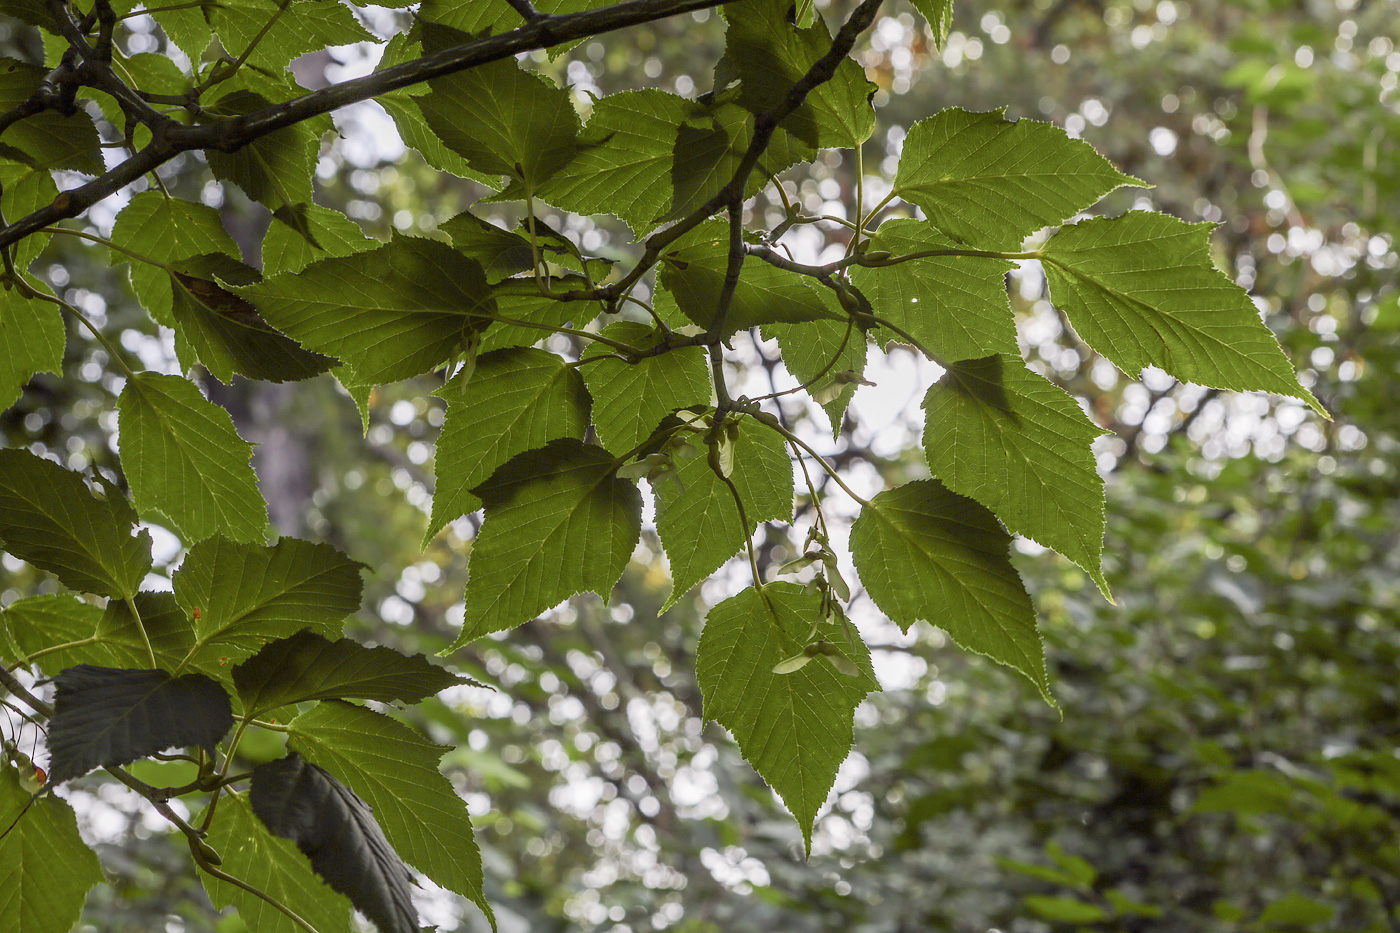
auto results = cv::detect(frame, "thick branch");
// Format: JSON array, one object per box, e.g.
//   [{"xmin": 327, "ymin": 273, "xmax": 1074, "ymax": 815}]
[{"xmin": 0, "ymin": 0, "xmax": 737, "ymax": 251}]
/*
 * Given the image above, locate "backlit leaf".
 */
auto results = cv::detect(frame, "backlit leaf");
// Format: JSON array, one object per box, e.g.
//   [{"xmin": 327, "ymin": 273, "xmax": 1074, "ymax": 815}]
[
  {"xmin": 0, "ymin": 769, "xmax": 103, "ymax": 933},
  {"xmin": 850, "ymin": 479, "xmax": 1050, "ymax": 700},
  {"xmin": 894, "ymin": 108, "xmax": 1143, "ymax": 249},
  {"xmin": 581, "ymin": 321, "xmax": 712, "ymax": 455},
  {"xmin": 922, "ymin": 355, "xmax": 1110, "ymax": 594},
  {"xmin": 849, "ymin": 218, "xmax": 1017, "ymax": 361},
  {"xmin": 117, "ymin": 372, "xmax": 271, "ymax": 545},
  {"xmin": 448, "ymin": 439, "xmax": 641, "ymax": 649},
  {"xmin": 1040, "ymin": 212, "xmax": 1324, "ymax": 413},
  {"xmin": 696, "ymin": 583, "xmax": 877, "ymax": 851},
  {"xmin": 110, "ymin": 191, "xmax": 239, "ymax": 328},
  {"xmin": 262, "ymin": 203, "xmax": 377, "ymax": 276},
  {"xmin": 656, "ymin": 417, "xmax": 793, "ymax": 611},
  {"xmin": 0, "ymin": 449, "xmax": 151, "ymax": 599},
  {"xmin": 172, "ymin": 536, "xmax": 364, "ymax": 672},
  {"xmin": 425, "ymin": 347, "xmax": 591, "ymax": 545},
  {"xmin": 244, "ymin": 237, "xmax": 495, "ymax": 386},
  {"xmin": 0, "ymin": 289, "xmax": 64, "ymax": 413}
]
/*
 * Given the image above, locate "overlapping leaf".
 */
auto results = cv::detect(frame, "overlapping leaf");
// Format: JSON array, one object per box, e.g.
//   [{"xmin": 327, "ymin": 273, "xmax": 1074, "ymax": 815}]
[
  {"xmin": 205, "ymin": 90, "xmax": 326, "ymax": 210},
  {"xmin": 718, "ymin": 0, "xmax": 876, "ymax": 150},
  {"xmin": 250, "ymin": 753, "xmax": 419, "ymax": 933},
  {"xmin": 0, "ymin": 449, "xmax": 151, "ymax": 599},
  {"xmin": 168, "ymin": 253, "xmax": 337, "ymax": 384},
  {"xmin": 655, "ymin": 417, "xmax": 794, "ymax": 612},
  {"xmin": 211, "ymin": 0, "xmax": 371, "ymax": 72},
  {"xmin": 0, "ymin": 59, "xmax": 103, "ymax": 174},
  {"xmin": 233, "ymin": 630, "xmax": 467, "ymax": 716},
  {"xmin": 764, "ymin": 316, "xmax": 868, "ymax": 437},
  {"xmin": 172, "ymin": 536, "xmax": 364, "ymax": 672},
  {"xmin": 425, "ymin": 348, "xmax": 591, "ymax": 545},
  {"xmin": 849, "ymin": 218, "xmax": 1017, "ymax": 361},
  {"xmin": 262, "ymin": 203, "xmax": 377, "ymax": 276},
  {"xmin": 202, "ymin": 793, "xmax": 353, "ymax": 933},
  {"xmin": 696, "ymin": 583, "xmax": 877, "ymax": 851},
  {"xmin": 1, "ymin": 592, "xmax": 192, "ymax": 669},
  {"xmin": 581, "ymin": 322, "xmax": 712, "ymax": 455},
  {"xmin": 448, "ymin": 439, "xmax": 641, "ymax": 650},
  {"xmin": 117, "ymin": 373, "xmax": 270, "ymax": 545},
  {"xmin": 850, "ymin": 479, "xmax": 1050, "ymax": 700},
  {"xmin": 1040, "ymin": 212, "xmax": 1323, "ymax": 413},
  {"xmin": 0, "ymin": 769, "xmax": 104, "ymax": 933},
  {"xmin": 46, "ymin": 665, "xmax": 233, "ymax": 784},
  {"xmin": 243, "ymin": 237, "xmax": 494, "ymax": 386},
  {"xmin": 288, "ymin": 701, "xmax": 494, "ymax": 928},
  {"xmin": 922, "ymin": 355, "xmax": 1110, "ymax": 593},
  {"xmin": 418, "ymin": 25, "xmax": 579, "ymax": 191},
  {"xmin": 110, "ymin": 191, "xmax": 240, "ymax": 327},
  {"xmin": 440, "ymin": 211, "xmax": 537, "ymax": 282},
  {"xmin": 658, "ymin": 220, "xmax": 839, "ymax": 334},
  {"xmin": 894, "ymin": 108, "xmax": 1143, "ymax": 249}
]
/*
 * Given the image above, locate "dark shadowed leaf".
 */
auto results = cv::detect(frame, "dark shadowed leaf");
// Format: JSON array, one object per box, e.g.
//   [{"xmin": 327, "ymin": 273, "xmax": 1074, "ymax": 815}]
[
  {"xmin": 233, "ymin": 629, "xmax": 470, "ymax": 716},
  {"xmin": 47, "ymin": 666, "xmax": 233, "ymax": 784},
  {"xmin": 250, "ymin": 753, "xmax": 419, "ymax": 933}
]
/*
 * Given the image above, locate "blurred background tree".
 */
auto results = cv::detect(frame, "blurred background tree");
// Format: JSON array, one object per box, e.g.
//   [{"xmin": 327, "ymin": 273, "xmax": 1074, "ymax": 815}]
[{"xmin": 1, "ymin": 0, "xmax": 1396, "ymax": 931}]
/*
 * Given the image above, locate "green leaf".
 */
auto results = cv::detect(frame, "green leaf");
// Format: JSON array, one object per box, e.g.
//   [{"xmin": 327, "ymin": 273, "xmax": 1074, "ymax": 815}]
[
  {"xmin": 440, "ymin": 211, "xmax": 536, "ymax": 283},
  {"xmin": 658, "ymin": 220, "xmax": 840, "ymax": 334},
  {"xmin": 117, "ymin": 372, "xmax": 271, "ymax": 545},
  {"xmin": 894, "ymin": 107, "xmax": 1143, "ymax": 249},
  {"xmin": 482, "ymin": 289, "xmax": 600, "ymax": 353},
  {"xmin": 0, "ymin": 288, "xmax": 65, "ymax": 413},
  {"xmin": 448, "ymin": 439, "xmax": 641, "ymax": 650},
  {"xmin": 534, "ymin": 89, "xmax": 688, "ymax": 235},
  {"xmin": 0, "ymin": 449, "xmax": 151, "ymax": 599},
  {"xmin": 696, "ymin": 582, "xmax": 877, "ymax": 852},
  {"xmin": 110, "ymin": 191, "xmax": 239, "ymax": 328},
  {"xmin": 169, "ymin": 253, "xmax": 338, "ymax": 384},
  {"xmin": 718, "ymin": 0, "xmax": 875, "ymax": 150},
  {"xmin": 201, "ymin": 793, "xmax": 354, "ymax": 933},
  {"xmin": 94, "ymin": 591, "xmax": 197, "ymax": 668},
  {"xmin": 206, "ymin": 89, "xmax": 326, "ymax": 210},
  {"xmin": 418, "ymin": 30, "xmax": 579, "ymax": 189},
  {"xmin": 0, "ymin": 768, "xmax": 104, "ymax": 933},
  {"xmin": 172, "ymin": 536, "xmax": 364, "ymax": 672},
  {"xmin": 581, "ymin": 322, "xmax": 711, "ymax": 455},
  {"xmin": 909, "ymin": 0, "xmax": 953, "ymax": 46},
  {"xmin": 656, "ymin": 417, "xmax": 793, "ymax": 612},
  {"xmin": 233, "ymin": 629, "xmax": 467, "ymax": 716},
  {"xmin": 2, "ymin": 592, "xmax": 194, "ymax": 670},
  {"xmin": 1040, "ymin": 212, "xmax": 1324, "ymax": 413},
  {"xmin": 849, "ymin": 218, "xmax": 1018, "ymax": 361},
  {"xmin": 212, "ymin": 0, "xmax": 371, "ymax": 72},
  {"xmin": 425, "ymin": 347, "xmax": 591, "ymax": 545},
  {"xmin": 1259, "ymin": 893, "xmax": 1336, "ymax": 926},
  {"xmin": 850, "ymin": 479, "xmax": 1050, "ymax": 700},
  {"xmin": 0, "ymin": 160, "xmax": 58, "ymax": 272},
  {"xmin": 287, "ymin": 701, "xmax": 494, "ymax": 928},
  {"xmin": 922, "ymin": 355, "xmax": 1110, "ymax": 595},
  {"xmin": 0, "ymin": 58, "xmax": 103, "ymax": 174},
  {"xmin": 244, "ymin": 237, "xmax": 494, "ymax": 385},
  {"xmin": 1024, "ymin": 896, "xmax": 1109, "ymax": 924},
  {"xmin": 1, "ymin": 594, "xmax": 103, "ymax": 666},
  {"xmin": 764, "ymin": 315, "xmax": 867, "ymax": 437},
  {"xmin": 261, "ymin": 203, "xmax": 377, "ymax": 276}
]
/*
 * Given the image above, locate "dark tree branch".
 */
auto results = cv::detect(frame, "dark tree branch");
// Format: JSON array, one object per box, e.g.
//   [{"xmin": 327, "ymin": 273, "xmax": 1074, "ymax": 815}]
[{"xmin": 0, "ymin": 0, "xmax": 740, "ymax": 251}]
